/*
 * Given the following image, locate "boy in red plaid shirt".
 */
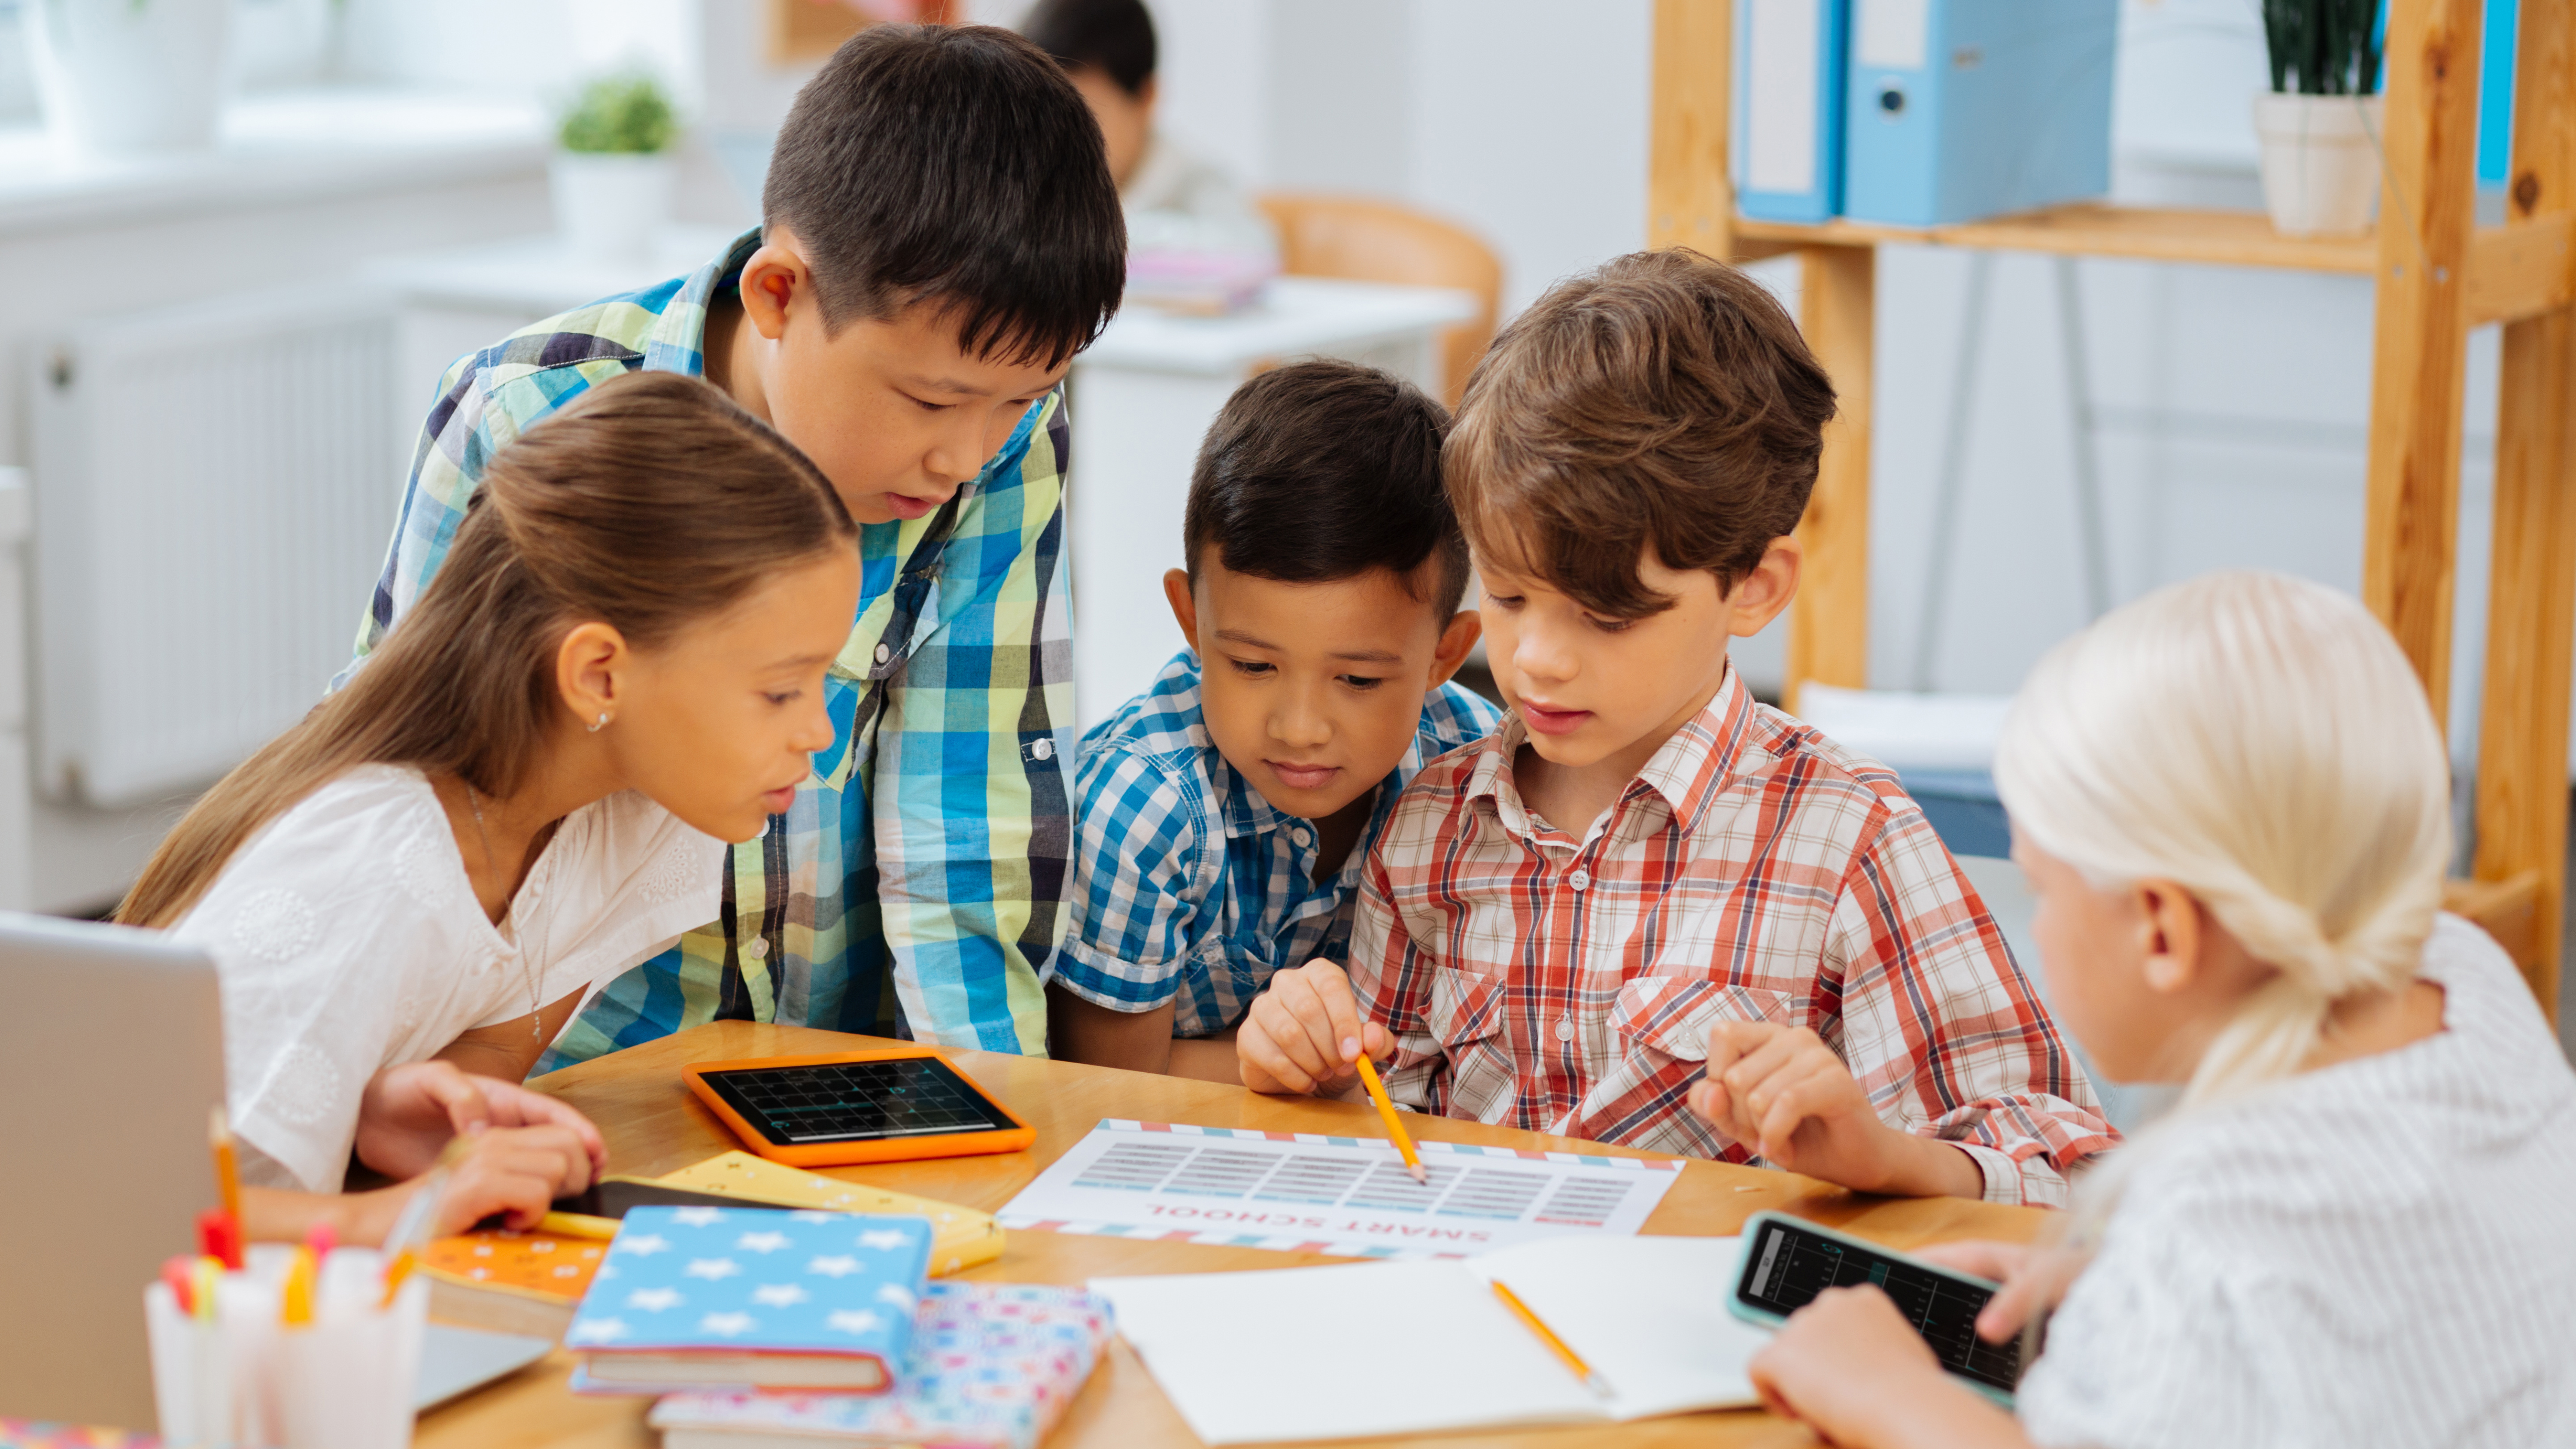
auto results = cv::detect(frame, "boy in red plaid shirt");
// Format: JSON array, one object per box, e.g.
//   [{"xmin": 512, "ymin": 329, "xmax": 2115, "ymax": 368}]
[{"xmin": 1234, "ymin": 251, "xmax": 2113, "ymax": 1205}]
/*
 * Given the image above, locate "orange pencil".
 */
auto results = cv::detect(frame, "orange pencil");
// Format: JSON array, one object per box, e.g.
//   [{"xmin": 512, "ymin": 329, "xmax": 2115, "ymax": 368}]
[
  {"xmin": 208, "ymin": 1104, "xmax": 241, "ymax": 1226},
  {"xmin": 1350, "ymin": 1054, "xmax": 1427, "ymax": 1185},
  {"xmin": 1490, "ymin": 1277, "xmax": 1613, "ymax": 1398},
  {"xmin": 379, "ymin": 1251, "xmax": 419, "ymax": 1310}
]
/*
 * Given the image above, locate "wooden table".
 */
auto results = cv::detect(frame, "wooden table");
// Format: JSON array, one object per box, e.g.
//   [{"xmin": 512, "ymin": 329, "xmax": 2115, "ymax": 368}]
[{"xmin": 418, "ymin": 1024, "xmax": 2050, "ymax": 1449}]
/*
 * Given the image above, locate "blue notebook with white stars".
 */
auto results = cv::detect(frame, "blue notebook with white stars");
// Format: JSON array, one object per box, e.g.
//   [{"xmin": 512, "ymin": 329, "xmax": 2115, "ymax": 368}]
[{"xmin": 565, "ymin": 1205, "xmax": 935, "ymax": 1391}]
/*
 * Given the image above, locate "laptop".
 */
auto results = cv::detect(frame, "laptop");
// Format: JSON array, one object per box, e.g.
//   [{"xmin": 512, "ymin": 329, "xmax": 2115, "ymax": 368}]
[{"xmin": 0, "ymin": 911, "xmax": 225, "ymax": 1428}]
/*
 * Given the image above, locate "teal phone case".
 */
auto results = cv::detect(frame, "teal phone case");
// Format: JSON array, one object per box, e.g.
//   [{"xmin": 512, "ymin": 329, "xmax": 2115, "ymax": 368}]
[{"xmin": 1727, "ymin": 1210, "xmax": 2021, "ymax": 1408}]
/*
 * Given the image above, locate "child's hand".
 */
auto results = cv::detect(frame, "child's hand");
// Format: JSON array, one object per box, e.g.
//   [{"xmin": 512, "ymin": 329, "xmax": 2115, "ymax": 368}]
[
  {"xmin": 1750, "ymin": 1285, "xmax": 2018, "ymax": 1446},
  {"xmin": 355, "ymin": 1060, "xmax": 607, "ymax": 1181},
  {"xmin": 1687, "ymin": 1022, "xmax": 1983, "ymax": 1198},
  {"xmin": 1919, "ymin": 1238, "xmax": 2094, "ymax": 1343},
  {"xmin": 421, "ymin": 1122, "xmax": 602, "ymax": 1238},
  {"xmin": 1236, "ymin": 960, "xmax": 1393, "ymax": 1097}
]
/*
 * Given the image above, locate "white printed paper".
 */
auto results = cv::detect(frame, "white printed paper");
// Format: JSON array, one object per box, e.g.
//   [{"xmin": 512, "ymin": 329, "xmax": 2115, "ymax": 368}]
[{"xmin": 998, "ymin": 1119, "xmax": 1683, "ymax": 1259}]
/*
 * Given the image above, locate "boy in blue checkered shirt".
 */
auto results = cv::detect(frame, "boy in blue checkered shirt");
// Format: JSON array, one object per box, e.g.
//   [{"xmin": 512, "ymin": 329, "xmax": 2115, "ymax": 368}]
[{"xmin": 1047, "ymin": 360, "xmax": 1498, "ymax": 1077}]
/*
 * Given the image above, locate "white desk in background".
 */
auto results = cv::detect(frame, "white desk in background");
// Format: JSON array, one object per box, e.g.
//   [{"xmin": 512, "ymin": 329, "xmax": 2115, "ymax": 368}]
[
  {"xmin": 1069, "ymin": 276, "xmax": 1477, "ymax": 729},
  {"xmin": 364, "ymin": 240, "xmax": 1473, "ymax": 733},
  {"xmin": 360, "ymin": 226, "xmax": 745, "ymax": 408}
]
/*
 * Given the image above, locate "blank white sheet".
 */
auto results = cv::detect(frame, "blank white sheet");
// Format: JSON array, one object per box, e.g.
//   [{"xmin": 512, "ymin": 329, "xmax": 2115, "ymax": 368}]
[
  {"xmin": 1469, "ymin": 1235, "xmax": 1765, "ymax": 1420},
  {"xmin": 1092, "ymin": 1235, "xmax": 1765, "ymax": 1445}
]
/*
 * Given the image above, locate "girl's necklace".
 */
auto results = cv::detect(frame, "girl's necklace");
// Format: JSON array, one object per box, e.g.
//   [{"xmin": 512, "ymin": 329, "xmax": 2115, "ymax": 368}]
[{"xmin": 465, "ymin": 782, "xmax": 547, "ymax": 1043}]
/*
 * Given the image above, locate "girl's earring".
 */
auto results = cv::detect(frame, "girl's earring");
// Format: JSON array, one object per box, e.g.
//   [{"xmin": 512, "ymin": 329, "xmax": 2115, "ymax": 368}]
[{"xmin": 589, "ymin": 711, "xmax": 611, "ymax": 733}]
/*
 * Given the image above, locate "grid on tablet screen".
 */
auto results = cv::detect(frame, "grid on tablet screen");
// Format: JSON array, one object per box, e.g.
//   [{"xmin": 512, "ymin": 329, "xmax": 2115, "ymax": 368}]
[{"xmin": 721, "ymin": 1060, "xmax": 1005, "ymax": 1142}]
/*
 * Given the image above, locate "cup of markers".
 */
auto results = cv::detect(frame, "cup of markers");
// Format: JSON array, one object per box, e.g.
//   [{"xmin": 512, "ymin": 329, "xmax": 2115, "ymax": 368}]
[
  {"xmin": 145, "ymin": 1214, "xmax": 429, "ymax": 1449},
  {"xmin": 143, "ymin": 1215, "xmax": 429, "ymax": 1448}
]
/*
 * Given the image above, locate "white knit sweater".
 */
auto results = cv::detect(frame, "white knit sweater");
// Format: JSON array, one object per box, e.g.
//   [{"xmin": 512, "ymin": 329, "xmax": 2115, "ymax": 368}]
[{"xmin": 2017, "ymin": 914, "xmax": 2576, "ymax": 1448}]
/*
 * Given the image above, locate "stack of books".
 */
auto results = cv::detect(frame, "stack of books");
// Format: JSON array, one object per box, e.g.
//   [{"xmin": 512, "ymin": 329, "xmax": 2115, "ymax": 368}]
[{"xmin": 568, "ymin": 1206, "xmax": 1110, "ymax": 1449}]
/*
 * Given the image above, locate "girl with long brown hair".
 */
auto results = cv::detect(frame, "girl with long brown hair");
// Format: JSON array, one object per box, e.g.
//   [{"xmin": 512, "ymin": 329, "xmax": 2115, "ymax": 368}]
[{"xmin": 123, "ymin": 372, "xmax": 859, "ymax": 1245}]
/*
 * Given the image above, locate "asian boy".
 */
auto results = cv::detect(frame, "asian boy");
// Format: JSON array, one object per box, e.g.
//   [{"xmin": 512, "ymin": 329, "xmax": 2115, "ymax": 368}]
[
  {"xmin": 1048, "ymin": 360, "xmax": 1497, "ymax": 1079},
  {"xmin": 1236, "ymin": 252, "xmax": 2116, "ymax": 1206},
  {"xmin": 347, "ymin": 25, "xmax": 1126, "ymax": 1062}
]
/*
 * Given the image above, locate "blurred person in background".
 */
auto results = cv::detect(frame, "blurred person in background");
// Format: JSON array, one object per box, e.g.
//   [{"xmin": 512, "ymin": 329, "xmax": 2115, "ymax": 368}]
[{"xmin": 1022, "ymin": 0, "xmax": 1276, "ymax": 257}]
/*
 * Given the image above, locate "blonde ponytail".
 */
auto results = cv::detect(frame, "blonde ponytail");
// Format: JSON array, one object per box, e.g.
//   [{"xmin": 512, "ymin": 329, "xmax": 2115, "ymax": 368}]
[{"xmin": 1992, "ymin": 571, "xmax": 2450, "ymax": 1107}]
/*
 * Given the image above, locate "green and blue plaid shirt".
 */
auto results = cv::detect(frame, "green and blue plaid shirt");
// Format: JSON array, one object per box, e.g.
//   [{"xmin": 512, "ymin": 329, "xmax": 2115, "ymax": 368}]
[{"xmin": 351, "ymin": 228, "xmax": 1072, "ymax": 1060}]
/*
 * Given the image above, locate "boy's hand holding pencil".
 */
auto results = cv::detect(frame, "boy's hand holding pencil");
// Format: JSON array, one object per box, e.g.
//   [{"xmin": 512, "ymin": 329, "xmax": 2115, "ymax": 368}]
[{"xmin": 1236, "ymin": 959, "xmax": 1395, "ymax": 1098}]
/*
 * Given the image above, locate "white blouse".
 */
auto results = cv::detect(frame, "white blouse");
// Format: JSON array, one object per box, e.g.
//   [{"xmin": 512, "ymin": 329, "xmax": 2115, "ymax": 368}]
[
  {"xmin": 2017, "ymin": 914, "xmax": 2576, "ymax": 1448},
  {"xmin": 173, "ymin": 765, "xmax": 723, "ymax": 1194}
]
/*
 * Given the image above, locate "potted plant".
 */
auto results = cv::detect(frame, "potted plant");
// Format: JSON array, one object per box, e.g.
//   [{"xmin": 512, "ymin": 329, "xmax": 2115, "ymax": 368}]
[
  {"xmin": 553, "ymin": 72, "xmax": 681, "ymax": 264},
  {"xmin": 27, "ymin": 0, "xmax": 235, "ymax": 157},
  {"xmin": 2253, "ymin": 0, "xmax": 2384, "ymax": 237}
]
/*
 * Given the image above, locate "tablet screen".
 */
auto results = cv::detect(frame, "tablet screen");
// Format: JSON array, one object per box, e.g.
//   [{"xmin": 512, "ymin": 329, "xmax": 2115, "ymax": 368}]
[
  {"xmin": 699, "ymin": 1057, "xmax": 1018, "ymax": 1145},
  {"xmin": 1736, "ymin": 1218, "xmax": 2022, "ymax": 1392}
]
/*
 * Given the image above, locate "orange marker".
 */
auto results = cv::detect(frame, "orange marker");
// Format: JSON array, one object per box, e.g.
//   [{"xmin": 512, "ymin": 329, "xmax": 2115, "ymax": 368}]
[
  {"xmin": 1350, "ymin": 1054, "xmax": 1427, "ymax": 1185},
  {"xmin": 208, "ymin": 1104, "xmax": 242, "ymax": 1228},
  {"xmin": 1491, "ymin": 1277, "xmax": 1612, "ymax": 1398},
  {"xmin": 280, "ymin": 1246, "xmax": 316, "ymax": 1327}
]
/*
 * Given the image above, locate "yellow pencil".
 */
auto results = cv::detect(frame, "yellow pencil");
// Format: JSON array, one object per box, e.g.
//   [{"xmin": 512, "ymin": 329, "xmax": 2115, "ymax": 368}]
[
  {"xmin": 536, "ymin": 1210, "xmax": 624, "ymax": 1241},
  {"xmin": 1350, "ymin": 1054, "xmax": 1427, "ymax": 1185},
  {"xmin": 1490, "ymin": 1277, "xmax": 1613, "ymax": 1399}
]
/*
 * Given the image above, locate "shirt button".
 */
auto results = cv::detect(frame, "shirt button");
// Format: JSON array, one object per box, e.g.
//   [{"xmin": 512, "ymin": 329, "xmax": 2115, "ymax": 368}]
[
  {"xmin": 873, "ymin": 643, "xmax": 892, "ymax": 665},
  {"xmin": 1554, "ymin": 1016, "xmax": 1576, "ymax": 1042},
  {"xmin": 1030, "ymin": 738, "xmax": 1055, "ymax": 760},
  {"xmin": 1568, "ymin": 868, "xmax": 1591, "ymax": 892},
  {"xmin": 1290, "ymin": 827, "xmax": 1312, "ymax": 848},
  {"xmin": 744, "ymin": 937, "xmax": 770, "ymax": 960}
]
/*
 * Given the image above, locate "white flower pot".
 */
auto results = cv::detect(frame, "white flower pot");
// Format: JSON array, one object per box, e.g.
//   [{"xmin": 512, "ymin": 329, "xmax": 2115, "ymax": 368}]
[
  {"xmin": 2253, "ymin": 93, "xmax": 2385, "ymax": 238},
  {"xmin": 27, "ymin": 0, "xmax": 235, "ymax": 158},
  {"xmin": 552, "ymin": 152, "xmax": 676, "ymax": 265}
]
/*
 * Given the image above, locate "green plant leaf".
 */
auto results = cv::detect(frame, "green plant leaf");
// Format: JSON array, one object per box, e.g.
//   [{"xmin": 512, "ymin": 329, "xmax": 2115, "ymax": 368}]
[
  {"xmin": 558, "ymin": 73, "xmax": 679, "ymax": 155},
  {"xmin": 2262, "ymin": 0, "xmax": 2381, "ymax": 95}
]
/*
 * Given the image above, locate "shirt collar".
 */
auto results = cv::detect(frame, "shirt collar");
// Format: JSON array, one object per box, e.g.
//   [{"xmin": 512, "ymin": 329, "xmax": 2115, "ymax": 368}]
[
  {"xmin": 641, "ymin": 227, "xmax": 764, "ymax": 376},
  {"xmin": 1463, "ymin": 665, "xmax": 1755, "ymax": 839},
  {"xmin": 1204, "ymin": 700, "xmax": 1461, "ymax": 902}
]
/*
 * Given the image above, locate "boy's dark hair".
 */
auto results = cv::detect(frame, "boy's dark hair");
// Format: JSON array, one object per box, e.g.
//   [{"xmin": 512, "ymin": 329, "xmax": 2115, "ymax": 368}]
[
  {"xmin": 1021, "ymin": 0, "xmax": 1157, "ymax": 97},
  {"xmin": 1185, "ymin": 360, "xmax": 1470, "ymax": 617},
  {"xmin": 762, "ymin": 24, "xmax": 1125, "ymax": 370},
  {"xmin": 1446, "ymin": 249, "xmax": 1836, "ymax": 617}
]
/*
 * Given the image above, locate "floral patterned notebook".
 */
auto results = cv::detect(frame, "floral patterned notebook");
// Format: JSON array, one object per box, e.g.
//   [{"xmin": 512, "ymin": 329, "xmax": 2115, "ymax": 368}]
[{"xmin": 648, "ymin": 1282, "xmax": 1114, "ymax": 1449}]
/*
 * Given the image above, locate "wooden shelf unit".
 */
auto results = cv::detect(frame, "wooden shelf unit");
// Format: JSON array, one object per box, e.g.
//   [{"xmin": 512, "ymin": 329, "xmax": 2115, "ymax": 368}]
[
  {"xmin": 1735, "ymin": 201, "xmax": 2380, "ymax": 274},
  {"xmin": 1650, "ymin": 0, "xmax": 2576, "ymax": 1018}
]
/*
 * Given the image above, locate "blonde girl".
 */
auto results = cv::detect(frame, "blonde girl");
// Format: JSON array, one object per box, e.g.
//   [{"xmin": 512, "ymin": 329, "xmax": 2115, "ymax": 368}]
[
  {"xmin": 1750, "ymin": 571, "xmax": 2576, "ymax": 1448},
  {"xmin": 122, "ymin": 372, "xmax": 860, "ymax": 1246}
]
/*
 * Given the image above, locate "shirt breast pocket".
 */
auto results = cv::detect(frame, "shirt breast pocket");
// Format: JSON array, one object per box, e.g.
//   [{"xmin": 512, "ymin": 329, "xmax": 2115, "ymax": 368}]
[
  {"xmin": 1609, "ymin": 977, "xmax": 1797, "ymax": 1075},
  {"xmin": 1421, "ymin": 969, "xmax": 1515, "ymax": 1121}
]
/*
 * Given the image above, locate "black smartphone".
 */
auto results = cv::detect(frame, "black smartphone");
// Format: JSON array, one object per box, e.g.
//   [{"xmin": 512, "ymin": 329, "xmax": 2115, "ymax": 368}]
[{"xmin": 1729, "ymin": 1210, "xmax": 2027, "ymax": 1403}]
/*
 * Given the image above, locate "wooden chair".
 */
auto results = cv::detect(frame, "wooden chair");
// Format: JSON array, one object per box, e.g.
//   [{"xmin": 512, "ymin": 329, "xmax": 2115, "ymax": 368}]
[{"xmin": 1254, "ymin": 192, "xmax": 1503, "ymax": 408}]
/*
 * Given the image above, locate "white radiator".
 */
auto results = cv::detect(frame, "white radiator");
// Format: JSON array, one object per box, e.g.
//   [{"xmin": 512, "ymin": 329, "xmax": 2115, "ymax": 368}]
[{"xmin": 29, "ymin": 286, "xmax": 401, "ymax": 808}]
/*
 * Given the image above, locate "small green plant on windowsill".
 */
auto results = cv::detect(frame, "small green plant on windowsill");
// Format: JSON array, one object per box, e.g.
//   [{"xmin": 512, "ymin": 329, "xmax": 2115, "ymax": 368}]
[
  {"xmin": 559, "ymin": 73, "xmax": 678, "ymax": 156},
  {"xmin": 2260, "ymin": 0, "xmax": 2382, "ymax": 97}
]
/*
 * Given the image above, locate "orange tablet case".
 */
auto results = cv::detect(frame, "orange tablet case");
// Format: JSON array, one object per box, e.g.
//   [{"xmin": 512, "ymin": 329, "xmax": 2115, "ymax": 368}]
[{"xmin": 681, "ymin": 1045, "xmax": 1036, "ymax": 1167}]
